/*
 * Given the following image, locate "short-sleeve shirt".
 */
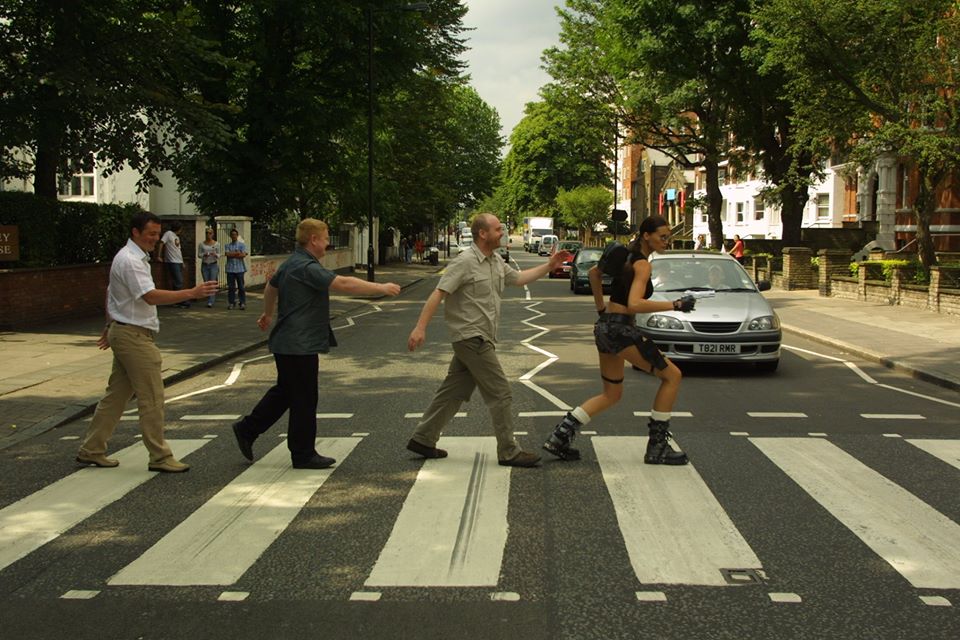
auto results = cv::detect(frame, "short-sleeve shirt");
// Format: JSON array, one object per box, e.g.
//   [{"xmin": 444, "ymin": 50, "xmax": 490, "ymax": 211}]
[
  {"xmin": 160, "ymin": 230, "xmax": 183, "ymax": 264},
  {"xmin": 267, "ymin": 246, "xmax": 338, "ymax": 355},
  {"xmin": 198, "ymin": 241, "xmax": 219, "ymax": 264},
  {"xmin": 437, "ymin": 243, "xmax": 519, "ymax": 344},
  {"xmin": 108, "ymin": 239, "xmax": 159, "ymax": 332},
  {"xmin": 225, "ymin": 241, "xmax": 247, "ymax": 273}
]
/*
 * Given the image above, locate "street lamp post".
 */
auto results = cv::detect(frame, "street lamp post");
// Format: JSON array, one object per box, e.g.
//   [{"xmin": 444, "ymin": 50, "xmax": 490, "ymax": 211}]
[{"xmin": 365, "ymin": 2, "xmax": 431, "ymax": 282}]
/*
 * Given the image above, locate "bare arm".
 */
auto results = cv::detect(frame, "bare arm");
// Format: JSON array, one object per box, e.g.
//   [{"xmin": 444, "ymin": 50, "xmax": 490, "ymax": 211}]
[
  {"xmin": 625, "ymin": 261, "xmax": 674, "ymax": 315},
  {"xmin": 514, "ymin": 251, "xmax": 565, "ymax": 286},
  {"xmin": 329, "ymin": 275, "xmax": 401, "ymax": 297},
  {"xmin": 142, "ymin": 280, "xmax": 218, "ymax": 306},
  {"xmin": 408, "ymin": 288, "xmax": 447, "ymax": 352},
  {"xmin": 589, "ymin": 266, "xmax": 606, "ymax": 313},
  {"xmin": 257, "ymin": 282, "xmax": 279, "ymax": 331}
]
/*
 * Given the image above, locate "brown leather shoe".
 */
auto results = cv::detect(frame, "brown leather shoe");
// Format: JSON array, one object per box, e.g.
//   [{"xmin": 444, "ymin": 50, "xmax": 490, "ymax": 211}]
[
  {"xmin": 148, "ymin": 458, "xmax": 190, "ymax": 473},
  {"xmin": 76, "ymin": 453, "xmax": 119, "ymax": 468},
  {"xmin": 406, "ymin": 439, "xmax": 448, "ymax": 459},
  {"xmin": 498, "ymin": 450, "xmax": 541, "ymax": 468}
]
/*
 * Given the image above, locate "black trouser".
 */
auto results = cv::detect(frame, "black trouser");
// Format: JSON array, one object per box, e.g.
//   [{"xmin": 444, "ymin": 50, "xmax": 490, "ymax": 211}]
[{"xmin": 238, "ymin": 353, "xmax": 319, "ymax": 463}]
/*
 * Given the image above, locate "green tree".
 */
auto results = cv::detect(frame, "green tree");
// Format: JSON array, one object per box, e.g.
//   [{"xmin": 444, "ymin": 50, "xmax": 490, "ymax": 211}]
[
  {"xmin": 0, "ymin": 0, "xmax": 230, "ymax": 199},
  {"xmin": 555, "ymin": 184, "xmax": 612, "ymax": 238},
  {"xmin": 755, "ymin": 0, "xmax": 960, "ymax": 265}
]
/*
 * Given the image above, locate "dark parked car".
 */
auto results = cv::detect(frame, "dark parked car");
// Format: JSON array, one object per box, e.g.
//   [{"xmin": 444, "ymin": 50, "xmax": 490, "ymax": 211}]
[
  {"xmin": 637, "ymin": 252, "xmax": 781, "ymax": 371},
  {"xmin": 569, "ymin": 247, "xmax": 612, "ymax": 294}
]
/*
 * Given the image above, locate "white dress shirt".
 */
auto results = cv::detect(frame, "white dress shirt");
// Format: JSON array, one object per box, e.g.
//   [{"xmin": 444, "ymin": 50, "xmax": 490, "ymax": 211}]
[{"xmin": 107, "ymin": 239, "xmax": 159, "ymax": 332}]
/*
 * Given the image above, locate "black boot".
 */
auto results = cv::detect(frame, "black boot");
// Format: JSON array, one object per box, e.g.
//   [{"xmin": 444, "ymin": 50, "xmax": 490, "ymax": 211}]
[
  {"xmin": 543, "ymin": 412, "xmax": 582, "ymax": 461},
  {"xmin": 644, "ymin": 419, "xmax": 689, "ymax": 465}
]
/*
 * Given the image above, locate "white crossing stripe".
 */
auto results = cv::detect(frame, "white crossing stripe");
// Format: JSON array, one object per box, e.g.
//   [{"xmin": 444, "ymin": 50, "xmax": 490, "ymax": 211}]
[
  {"xmin": 365, "ymin": 437, "xmax": 510, "ymax": 587},
  {"xmin": 181, "ymin": 415, "xmax": 240, "ymax": 421},
  {"xmin": 861, "ymin": 414, "xmax": 925, "ymax": 420},
  {"xmin": 906, "ymin": 439, "xmax": 960, "ymax": 472},
  {"xmin": 0, "ymin": 440, "xmax": 209, "ymax": 572},
  {"xmin": 633, "ymin": 411, "xmax": 693, "ymax": 418},
  {"xmin": 593, "ymin": 436, "xmax": 762, "ymax": 586},
  {"xmin": 404, "ymin": 412, "xmax": 466, "ymax": 419},
  {"xmin": 751, "ymin": 437, "xmax": 960, "ymax": 589},
  {"xmin": 747, "ymin": 412, "xmax": 807, "ymax": 418},
  {"xmin": 108, "ymin": 437, "xmax": 360, "ymax": 586}
]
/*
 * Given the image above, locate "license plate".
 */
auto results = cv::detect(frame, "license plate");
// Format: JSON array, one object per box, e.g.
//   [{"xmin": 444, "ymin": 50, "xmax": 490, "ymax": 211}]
[{"xmin": 694, "ymin": 343, "xmax": 740, "ymax": 354}]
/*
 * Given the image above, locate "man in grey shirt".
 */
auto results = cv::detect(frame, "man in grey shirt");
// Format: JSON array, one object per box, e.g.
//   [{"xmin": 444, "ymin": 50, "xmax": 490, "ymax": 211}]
[{"xmin": 406, "ymin": 213, "xmax": 564, "ymax": 467}]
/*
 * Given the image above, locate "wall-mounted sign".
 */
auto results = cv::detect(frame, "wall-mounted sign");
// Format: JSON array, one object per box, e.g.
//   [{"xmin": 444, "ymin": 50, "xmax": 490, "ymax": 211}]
[{"xmin": 0, "ymin": 225, "xmax": 18, "ymax": 262}]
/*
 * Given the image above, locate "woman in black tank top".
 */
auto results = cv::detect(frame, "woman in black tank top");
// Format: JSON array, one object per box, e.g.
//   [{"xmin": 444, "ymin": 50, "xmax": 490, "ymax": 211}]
[{"xmin": 542, "ymin": 215, "xmax": 697, "ymax": 465}]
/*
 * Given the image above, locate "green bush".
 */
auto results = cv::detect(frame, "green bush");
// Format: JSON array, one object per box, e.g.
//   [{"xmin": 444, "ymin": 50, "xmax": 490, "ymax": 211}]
[{"xmin": 0, "ymin": 192, "xmax": 140, "ymax": 267}]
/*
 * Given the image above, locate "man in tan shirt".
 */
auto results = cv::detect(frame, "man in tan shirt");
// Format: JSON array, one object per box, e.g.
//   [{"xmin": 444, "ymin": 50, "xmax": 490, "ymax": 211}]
[{"xmin": 406, "ymin": 213, "xmax": 564, "ymax": 466}]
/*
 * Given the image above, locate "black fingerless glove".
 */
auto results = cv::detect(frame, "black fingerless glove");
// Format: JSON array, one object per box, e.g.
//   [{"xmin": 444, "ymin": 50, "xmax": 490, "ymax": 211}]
[
  {"xmin": 673, "ymin": 295, "xmax": 696, "ymax": 312},
  {"xmin": 597, "ymin": 306, "xmax": 606, "ymax": 316}
]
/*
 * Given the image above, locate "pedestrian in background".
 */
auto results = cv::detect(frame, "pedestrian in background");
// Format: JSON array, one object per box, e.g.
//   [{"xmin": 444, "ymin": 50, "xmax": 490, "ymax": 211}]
[
  {"xmin": 231, "ymin": 218, "xmax": 400, "ymax": 469},
  {"xmin": 415, "ymin": 237, "xmax": 425, "ymax": 263},
  {"xmin": 197, "ymin": 227, "xmax": 220, "ymax": 308},
  {"xmin": 405, "ymin": 213, "xmax": 564, "ymax": 467},
  {"xmin": 77, "ymin": 212, "xmax": 217, "ymax": 472},
  {"xmin": 400, "ymin": 237, "xmax": 410, "ymax": 264},
  {"xmin": 731, "ymin": 234, "xmax": 745, "ymax": 264},
  {"xmin": 224, "ymin": 228, "xmax": 248, "ymax": 310},
  {"xmin": 542, "ymin": 215, "xmax": 695, "ymax": 465},
  {"xmin": 694, "ymin": 234, "xmax": 706, "ymax": 251},
  {"xmin": 159, "ymin": 221, "xmax": 189, "ymax": 308}
]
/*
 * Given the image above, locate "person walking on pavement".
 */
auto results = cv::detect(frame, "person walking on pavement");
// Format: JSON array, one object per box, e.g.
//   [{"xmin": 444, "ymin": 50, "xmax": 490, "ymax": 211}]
[
  {"xmin": 231, "ymin": 218, "xmax": 400, "ymax": 469},
  {"xmin": 224, "ymin": 228, "xmax": 248, "ymax": 310},
  {"xmin": 406, "ymin": 213, "xmax": 565, "ymax": 467},
  {"xmin": 197, "ymin": 226, "xmax": 220, "ymax": 308},
  {"xmin": 77, "ymin": 212, "xmax": 218, "ymax": 472},
  {"xmin": 542, "ymin": 215, "xmax": 695, "ymax": 465},
  {"xmin": 731, "ymin": 234, "xmax": 745, "ymax": 264},
  {"xmin": 159, "ymin": 221, "xmax": 190, "ymax": 308}
]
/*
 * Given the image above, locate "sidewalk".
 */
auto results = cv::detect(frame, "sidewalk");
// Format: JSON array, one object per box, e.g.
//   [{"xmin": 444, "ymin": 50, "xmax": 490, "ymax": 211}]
[
  {"xmin": 2, "ymin": 265, "xmax": 958, "ymax": 450},
  {"xmin": 0, "ymin": 260, "xmax": 443, "ymax": 450}
]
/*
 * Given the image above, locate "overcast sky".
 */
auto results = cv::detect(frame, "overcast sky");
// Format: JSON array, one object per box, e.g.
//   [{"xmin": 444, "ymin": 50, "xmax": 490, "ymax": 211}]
[{"xmin": 461, "ymin": 0, "xmax": 564, "ymax": 148}]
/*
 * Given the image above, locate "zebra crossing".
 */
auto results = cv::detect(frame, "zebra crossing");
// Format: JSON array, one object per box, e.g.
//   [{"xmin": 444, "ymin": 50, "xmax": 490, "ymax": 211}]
[{"xmin": 0, "ymin": 432, "xmax": 958, "ymax": 605}]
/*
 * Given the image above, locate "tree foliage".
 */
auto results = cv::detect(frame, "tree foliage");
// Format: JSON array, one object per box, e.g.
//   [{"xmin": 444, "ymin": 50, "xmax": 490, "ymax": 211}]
[
  {"xmin": 555, "ymin": 184, "xmax": 612, "ymax": 235},
  {"xmin": 754, "ymin": 0, "xmax": 960, "ymax": 265}
]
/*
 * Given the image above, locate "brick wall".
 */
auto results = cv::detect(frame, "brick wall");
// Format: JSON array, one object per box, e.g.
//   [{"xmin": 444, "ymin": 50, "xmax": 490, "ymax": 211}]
[{"xmin": 0, "ymin": 263, "xmax": 111, "ymax": 330}]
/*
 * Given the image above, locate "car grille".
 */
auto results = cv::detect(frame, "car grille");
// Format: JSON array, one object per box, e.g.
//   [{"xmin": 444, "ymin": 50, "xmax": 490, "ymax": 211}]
[{"xmin": 691, "ymin": 321, "xmax": 742, "ymax": 334}]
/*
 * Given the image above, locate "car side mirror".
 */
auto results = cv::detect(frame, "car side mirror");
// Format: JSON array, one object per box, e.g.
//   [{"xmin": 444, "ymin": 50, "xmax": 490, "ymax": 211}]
[{"xmin": 757, "ymin": 280, "xmax": 771, "ymax": 291}]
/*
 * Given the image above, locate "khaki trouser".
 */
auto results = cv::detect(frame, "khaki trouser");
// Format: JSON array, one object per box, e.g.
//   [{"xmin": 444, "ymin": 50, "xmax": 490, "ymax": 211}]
[
  {"xmin": 79, "ymin": 323, "xmax": 173, "ymax": 463},
  {"xmin": 411, "ymin": 337, "xmax": 522, "ymax": 461}
]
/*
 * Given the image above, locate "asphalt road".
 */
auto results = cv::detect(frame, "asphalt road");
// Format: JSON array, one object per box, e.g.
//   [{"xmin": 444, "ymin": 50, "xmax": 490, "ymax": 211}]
[{"xmin": 1, "ymin": 251, "xmax": 957, "ymax": 640}]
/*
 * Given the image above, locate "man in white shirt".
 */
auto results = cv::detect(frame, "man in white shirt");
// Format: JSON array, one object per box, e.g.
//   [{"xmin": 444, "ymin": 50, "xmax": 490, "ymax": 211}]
[
  {"xmin": 77, "ymin": 212, "xmax": 217, "ymax": 472},
  {"xmin": 159, "ymin": 221, "xmax": 190, "ymax": 308}
]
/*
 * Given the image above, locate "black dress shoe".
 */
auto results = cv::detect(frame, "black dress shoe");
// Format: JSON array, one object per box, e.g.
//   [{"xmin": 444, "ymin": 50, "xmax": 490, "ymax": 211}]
[
  {"xmin": 292, "ymin": 454, "xmax": 336, "ymax": 469},
  {"xmin": 232, "ymin": 421, "xmax": 254, "ymax": 461},
  {"xmin": 406, "ymin": 439, "xmax": 448, "ymax": 459}
]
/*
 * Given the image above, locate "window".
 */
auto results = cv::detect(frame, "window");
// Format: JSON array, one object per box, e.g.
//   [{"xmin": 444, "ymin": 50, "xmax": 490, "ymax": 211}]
[
  {"xmin": 718, "ymin": 167, "xmax": 727, "ymax": 186},
  {"xmin": 754, "ymin": 198, "xmax": 765, "ymax": 220},
  {"xmin": 736, "ymin": 202, "xmax": 744, "ymax": 223},
  {"xmin": 816, "ymin": 193, "xmax": 830, "ymax": 218},
  {"xmin": 58, "ymin": 156, "xmax": 95, "ymax": 198}
]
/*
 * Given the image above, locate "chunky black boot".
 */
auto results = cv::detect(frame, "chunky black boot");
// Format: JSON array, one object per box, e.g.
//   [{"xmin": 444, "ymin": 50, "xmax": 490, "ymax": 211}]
[
  {"xmin": 644, "ymin": 419, "xmax": 689, "ymax": 465},
  {"xmin": 543, "ymin": 412, "xmax": 582, "ymax": 461}
]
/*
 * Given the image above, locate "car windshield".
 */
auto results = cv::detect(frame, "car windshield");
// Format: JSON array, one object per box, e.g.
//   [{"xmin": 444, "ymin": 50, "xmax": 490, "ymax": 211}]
[
  {"xmin": 559, "ymin": 242, "xmax": 582, "ymax": 252},
  {"xmin": 576, "ymin": 248, "xmax": 603, "ymax": 264},
  {"xmin": 651, "ymin": 258, "xmax": 757, "ymax": 292}
]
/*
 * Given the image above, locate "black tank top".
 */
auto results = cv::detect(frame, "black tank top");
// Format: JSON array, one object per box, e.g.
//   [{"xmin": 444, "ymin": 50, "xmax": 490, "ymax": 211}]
[{"xmin": 609, "ymin": 252, "xmax": 653, "ymax": 306}]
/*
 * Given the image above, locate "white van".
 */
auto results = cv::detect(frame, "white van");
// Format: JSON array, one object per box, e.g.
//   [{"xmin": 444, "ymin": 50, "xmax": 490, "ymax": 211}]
[{"xmin": 538, "ymin": 234, "xmax": 558, "ymax": 256}]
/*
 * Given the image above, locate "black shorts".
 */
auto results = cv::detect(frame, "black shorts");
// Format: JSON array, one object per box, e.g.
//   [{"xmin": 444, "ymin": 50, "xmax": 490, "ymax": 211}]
[{"xmin": 594, "ymin": 315, "xmax": 668, "ymax": 371}]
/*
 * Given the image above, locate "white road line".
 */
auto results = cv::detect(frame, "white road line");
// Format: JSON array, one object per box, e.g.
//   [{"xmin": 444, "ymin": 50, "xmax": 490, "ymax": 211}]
[
  {"xmin": 861, "ymin": 414, "xmax": 925, "ymax": 420},
  {"xmin": 365, "ymin": 436, "xmax": 510, "ymax": 587},
  {"xmin": 225, "ymin": 363, "xmax": 243, "ymax": 385},
  {"xmin": 920, "ymin": 595, "xmax": 952, "ymax": 607},
  {"xmin": 768, "ymin": 592, "xmax": 802, "ymax": 604},
  {"xmin": 61, "ymin": 590, "xmax": 100, "ymax": 600},
  {"xmin": 405, "ymin": 412, "xmax": 466, "ymax": 419},
  {"xmin": 518, "ymin": 301, "xmax": 571, "ymax": 411},
  {"xmin": 517, "ymin": 411, "xmax": 567, "ymax": 417},
  {"xmin": 0, "ymin": 440, "xmax": 209, "ymax": 572},
  {"xmin": 750, "ymin": 437, "xmax": 960, "ymax": 589},
  {"xmin": 906, "ymin": 439, "xmax": 960, "ymax": 472},
  {"xmin": 350, "ymin": 591, "xmax": 382, "ymax": 602},
  {"xmin": 635, "ymin": 591, "xmax": 667, "ymax": 602},
  {"xmin": 875, "ymin": 383, "xmax": 960, "ymax": 409},
  {"xmin": 593, "ymin": 436, "xmax": 762, "ymax": 586},
  {"xmin": 490, "ymin": 591, "xmax": 521, "ymax": 602},
  {"xmin": 218, "ymin": 591, "xmax": 249, "ymax": 602},
  {"xmin": 108, "ymin": 437, "xmax": 360, "ymax": 586},
  {"xmin": 633, "ymin": 411, "xmax": 694, "ymax": 418},
  {"xmin": 181, "ymin": 415, "xmax": 240, "ymax": 421},
  {"xmin": 166, "ymin": 385, "xmax": 227, "ymax": 403},
  {"xmin": 747, "ymin": 412, "xmax": 807, "ymax": 418},
  {"xmin": 844, "ymin": 362, "xmax": 877, "ymax": 384}
]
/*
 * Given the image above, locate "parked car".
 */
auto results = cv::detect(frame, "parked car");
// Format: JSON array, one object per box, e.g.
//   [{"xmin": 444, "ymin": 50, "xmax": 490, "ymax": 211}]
[
  {"xmin": 538, "ymin": 234, "xmax": 559, "ymax": 256},
  {"xmin": 496, "ymin": 224, "xmax": 510, "ymax": 262},
  {"xmin": 637, "ymin": 252, "xmax": 781, "ymax": 371},
  {"xmin": 569, "ymin": 247, "xmax": 613, "ymax": 294},
  {"xmin": 549, "ymin": 240, "xmax": 583, "ymax": 278},
  {"xmin": 446, "ymin": 240, "xmax": 464, "ymax": 257}
]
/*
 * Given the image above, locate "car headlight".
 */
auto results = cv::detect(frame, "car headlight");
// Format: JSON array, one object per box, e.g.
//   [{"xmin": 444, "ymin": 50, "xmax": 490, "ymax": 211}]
[
  {"xmin": 747, "ymin": 315, "xmax": 780, "ymax": 331},
  {"xmin": 646, "ymin": 315, "xmax": 685, "ymax": 330}
]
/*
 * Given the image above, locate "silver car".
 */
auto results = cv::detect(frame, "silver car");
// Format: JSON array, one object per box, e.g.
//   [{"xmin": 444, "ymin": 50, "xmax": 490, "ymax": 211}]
[{"xmin": 637, "ymin": 252, "xmax": 781, "ymax": 372}]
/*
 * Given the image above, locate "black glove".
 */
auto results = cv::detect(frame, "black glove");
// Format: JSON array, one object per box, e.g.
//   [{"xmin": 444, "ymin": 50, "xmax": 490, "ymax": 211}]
[
  {"xmin": 597, "ymin": 306, "xmax": 606, "ymax": 316},
  {"xmin": 674, "ymin": 295, "xmax": 696, "ymax": 312}
]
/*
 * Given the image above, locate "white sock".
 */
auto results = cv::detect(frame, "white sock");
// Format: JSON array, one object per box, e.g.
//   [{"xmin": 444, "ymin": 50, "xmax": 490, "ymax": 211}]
[
  {"xmin": 572, "ymin": 406, "xmax": 591, "ymax": 425},
  {"xmin": 650, "ymin": 410, "xmax": 671, "ymax": 422}
]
